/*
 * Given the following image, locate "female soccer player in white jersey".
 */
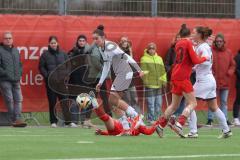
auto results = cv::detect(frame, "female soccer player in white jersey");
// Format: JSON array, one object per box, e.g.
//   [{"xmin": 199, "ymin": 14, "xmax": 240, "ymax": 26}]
[
  {"xmin": 186, "ymin": 26, "xmax": 232, "ymax": 138},
  {"xmin": 92, "ymin": 25, "xmax": 144, "ymax": 124}
]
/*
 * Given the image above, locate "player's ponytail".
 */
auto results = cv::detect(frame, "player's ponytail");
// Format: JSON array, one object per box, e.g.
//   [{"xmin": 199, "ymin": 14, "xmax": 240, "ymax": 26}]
[
  {"xmin": 196, "ymin": 26, "xmax": 212, "ymax": 40},
  {"xmin": 97, "ymin": 24, "xmax": 104, "ymax": 31},
  {"xmin": 93, "ymin": 24, "xmax": 105, "ymax": 37},
  {"xmin": 179, "ymin": 24, "xmax": 191, "ymax": 38}
]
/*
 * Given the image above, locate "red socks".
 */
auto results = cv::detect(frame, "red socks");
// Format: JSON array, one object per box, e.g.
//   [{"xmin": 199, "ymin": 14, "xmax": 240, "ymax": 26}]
[
  {"xmin": 94, "ymin": 107, "xmax": 110, "ymax": 122},
  {"xmin": 178, "ymin": 115, "xmax": 187, "ymax": 126},
  {"xmin": 99, "ymin": 114, "xmax": 110, "ymax": 122},
  {"xmin": 139, "ymin": 126, "xmax": 156, "ymax": 135},
  {"xmin": 158, "ymin": 116, "xmax": 168, "ymax": 128},
  {"xmin": 158, "ymin": 115, "xmax": 187, "ymax": 127}
]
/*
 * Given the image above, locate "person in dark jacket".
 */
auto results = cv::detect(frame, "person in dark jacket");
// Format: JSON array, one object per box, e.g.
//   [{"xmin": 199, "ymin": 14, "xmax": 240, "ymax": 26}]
[
  {"xmin": 68, "ymin": 34, "xmax": 96, "ymax": 128},
  {"xmin": 39, "ymin": 36, "xmax": 73, "ymax": 128},
  {"xmin": 165, "ymin": 34, "xmax": 179, "ymax": 80},
  {"xmin": 0, "ymin": 31, "xmax": 26, "ymax": 127},
  {"xmin": 233, "ymin": 50, "xmax": 240, "ymax": 126}
]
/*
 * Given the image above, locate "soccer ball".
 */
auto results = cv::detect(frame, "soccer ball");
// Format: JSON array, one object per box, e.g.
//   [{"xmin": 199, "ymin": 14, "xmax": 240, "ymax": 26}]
[{"xmin": 76, "ymin": 94, "xmax": 91, "ymax": 109}]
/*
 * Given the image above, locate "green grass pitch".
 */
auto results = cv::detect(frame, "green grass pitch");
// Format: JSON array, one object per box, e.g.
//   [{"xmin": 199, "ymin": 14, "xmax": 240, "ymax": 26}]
[{"xmin": 0, "ymin": 127, "xmax": 240, "ymax": 160}]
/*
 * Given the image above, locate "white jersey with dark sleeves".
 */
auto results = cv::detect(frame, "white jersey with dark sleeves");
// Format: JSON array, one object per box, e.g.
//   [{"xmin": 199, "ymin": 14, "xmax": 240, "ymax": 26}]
[
  {"xmin": 193, "ymin": 42, "xmax": 216, "ymax": 100},
  {"xmin": 98, "ymin": 40, "xmax": 141, "ymax": 91}
]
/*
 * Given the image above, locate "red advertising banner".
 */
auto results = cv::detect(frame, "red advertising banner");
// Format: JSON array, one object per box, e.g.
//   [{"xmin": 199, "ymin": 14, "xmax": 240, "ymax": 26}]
[{"xmin": 0, "ymin": 15, "xmax": 239, "ymax": 112}]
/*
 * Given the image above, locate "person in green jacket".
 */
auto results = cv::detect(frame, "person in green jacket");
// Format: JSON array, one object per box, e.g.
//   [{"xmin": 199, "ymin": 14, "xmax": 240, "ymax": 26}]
[{"xmin": 140, "ymin": 43, "xmax": 167, "ymax": 124}]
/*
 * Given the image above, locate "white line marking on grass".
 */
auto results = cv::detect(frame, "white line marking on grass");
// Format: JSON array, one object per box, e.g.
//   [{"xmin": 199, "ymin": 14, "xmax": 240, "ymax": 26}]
[
  {"xmin": 0, "ymin": 135, "xmax": 65, "ymax": 137},
  {"xmin": 16, "ymin": 131, "xmax": 30, "ymax": 133},
  {"xmin": 76, "ymin": 141, "xmax": 94, "ymax": 144},
  {"xmin": 45, "ymin": 154, "xmax": 240, "ymax": 160},
  {"xmin": 160, "ymin": 134, "xmax": 217, "ymax": 138}
]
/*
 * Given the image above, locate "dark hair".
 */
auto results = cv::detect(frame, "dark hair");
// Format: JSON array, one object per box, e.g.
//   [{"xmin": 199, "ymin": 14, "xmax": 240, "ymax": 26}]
[
  {"xmin": 97, "ymin": 24, "xmax": 104, "ymax": 31},
  {"xmin": 75, "ymin": 34, "xmax": 87, "ymax": 48},
  {"xmin": 93, "ymin": 24, "xmax": 105, "ymax": 37},
  {"xmin": 179, "ymin": 24, "xmax": 190, "ymax": 38},
  {"xmin": 77, "ymin": 34, "xmax": 87, "ymax": 41},
  {"xmin": 195, "ymin": 26, "xmax": 212, "ymax": 40},
  {"xmin": 48, "ymin": 36, "xmax": 58, "ymax": 43},
  {"xmin": 213, "ymin": 33, "xmax": 225, "ymax": 48},
  {"xmin": 171, "ymin": 33, "xmax": 180, "ymax": 47}
]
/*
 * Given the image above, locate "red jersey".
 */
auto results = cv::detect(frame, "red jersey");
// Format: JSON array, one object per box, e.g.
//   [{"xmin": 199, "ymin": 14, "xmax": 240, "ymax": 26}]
[
  {"xmin": 97, "ymin": 122, "xmax": 156, "ymax": 136},
  {"xmin": 171, "ymin": 39, "xmax": 206, "ymax": 81},
  {"xmin": 97, "ymin": 120, "xmax": 124, "ymax": 136}
]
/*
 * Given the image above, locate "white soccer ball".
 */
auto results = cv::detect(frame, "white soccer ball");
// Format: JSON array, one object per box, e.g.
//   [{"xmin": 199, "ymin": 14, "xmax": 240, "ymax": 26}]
[{"xmin": 76, "ymin": 94, "xmax": 91, "ymax": 109}]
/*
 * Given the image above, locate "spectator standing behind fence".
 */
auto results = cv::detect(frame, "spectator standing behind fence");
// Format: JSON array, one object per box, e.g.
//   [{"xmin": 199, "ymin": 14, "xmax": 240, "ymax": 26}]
[
  {"xmin": 233, "ymin": 50, "xmax": 240, "ymax": 126},
  {"xmin": 39, "ymin": 36, "xmax": 74, "ymax": 128},
  {"xmin": 165, "ymin": 34, "xmax": 180, "ymax": 80},
  {"xmin": 68, "ymin": 34, "xmax": 95, "ymax": 128},
  {"xmin": 119, "ymin": 36, "xmax": 140, "ymax": 110},
  {"xmin": 0, "ymin": 32, "xmax": 26, "ymax": 127},
  {"xmin": 140, "ymin": 43, "xmax": 167, "ymax": 124},
  {"xmin": 206, "ymin": 33, "xmax": 236, "ymax": 126}
]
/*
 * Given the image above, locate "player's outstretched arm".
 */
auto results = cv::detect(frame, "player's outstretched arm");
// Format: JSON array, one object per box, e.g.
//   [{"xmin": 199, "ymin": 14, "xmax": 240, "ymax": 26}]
[
  {"xmin": 125, "ymin": 53, "xmax": 142, "ymax": 73},
  {"xmin": 95, "ymin": 129, "xmax": 109, "ymax": 135}
]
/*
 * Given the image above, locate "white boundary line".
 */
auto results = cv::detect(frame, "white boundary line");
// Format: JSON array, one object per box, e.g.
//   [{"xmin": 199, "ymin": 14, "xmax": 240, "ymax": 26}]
[
  {"xmin": 45, "ymin": 154, "xmax": 240, "ymax": 160},
  {"xmin": 76, "ymin": 141, "xmax": 94, "ymax": 144},
  {"xmin": 0, "ymin": 135, "xmax": 65, "ymax": 137},
  {"xmin": 0, "ymin": 134, "xmax": 218, "ymax": 137}
]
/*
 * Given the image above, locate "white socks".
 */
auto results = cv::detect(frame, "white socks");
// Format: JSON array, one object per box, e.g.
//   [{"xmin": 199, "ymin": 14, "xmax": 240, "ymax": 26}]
[
  {"xmin": 189, "ymin": 108, "xmax": 230, "ymax": 134},
  {"xmin": 126, "ymin": 106, "xmax": 138, "ymax": 118},
  {"xmin": 189, "ymin": 110, "xmax": 198, "ymax": 133},
  {"xmin": 119, "ymin": 115, "xmax": 130, "ymax": 130},
  {"xmin": 234, "ymin": 118, "xmax": 240, "ymax": 125},
  {"xmin": 213, "ymin": 108, "xmax": 230, "ymax": 133}
]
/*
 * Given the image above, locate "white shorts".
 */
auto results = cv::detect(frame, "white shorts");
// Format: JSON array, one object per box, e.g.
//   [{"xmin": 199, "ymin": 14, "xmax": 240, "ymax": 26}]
[
  {"xmin": 111, "ymin": 72, "xmax": 133, "ymax": 91},
  {"xmin": 193, "ymin": 75, "xmax": 216, "ymax": 100}
]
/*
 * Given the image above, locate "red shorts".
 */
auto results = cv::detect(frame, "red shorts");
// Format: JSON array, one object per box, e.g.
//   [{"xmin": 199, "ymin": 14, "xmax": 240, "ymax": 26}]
[
  {"xmin": 108, "ymin": 120, "xmax": 123, "ymax": 135},
  {"xmin": 171, "ymin": 79, "xmax": 193, "ymax": 96}
]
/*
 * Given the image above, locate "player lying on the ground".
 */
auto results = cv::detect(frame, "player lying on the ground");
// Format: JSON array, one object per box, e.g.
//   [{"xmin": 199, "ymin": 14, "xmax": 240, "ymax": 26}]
[
  {"xmin": 94, "ymin": 107, "xmax": 157, "ymax": 136},
  {"xmin": 76, "ymin": 92, "xmax": 158, "ymax": 136}
]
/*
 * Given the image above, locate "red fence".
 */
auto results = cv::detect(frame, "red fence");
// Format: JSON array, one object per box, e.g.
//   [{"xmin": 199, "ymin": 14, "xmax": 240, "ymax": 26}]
[{"xmin": 0, "ymin": 15, "xmax": 239, "ymax": 112}]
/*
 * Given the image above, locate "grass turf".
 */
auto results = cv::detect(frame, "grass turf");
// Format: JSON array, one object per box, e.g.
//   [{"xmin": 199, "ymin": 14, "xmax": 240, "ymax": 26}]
[{"xmin": 0, "ymin": 127, "xmax": 240, "ymax": 160}]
